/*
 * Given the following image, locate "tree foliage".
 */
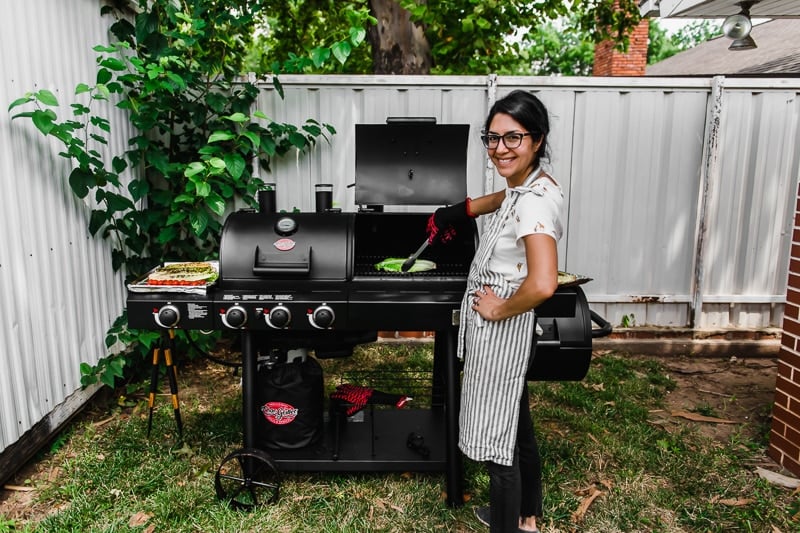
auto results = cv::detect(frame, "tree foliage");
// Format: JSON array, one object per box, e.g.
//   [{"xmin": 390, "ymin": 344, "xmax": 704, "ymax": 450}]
[
  {"xmin": 247, "ymin": 0, "xmax": 642, "ymax": 75},
  {"xmin": 402, "ymin": 0, "xmax": 640, "ymax": 74},
  {"xmin": 522, "ymin": 16, "xmax": 597, "ymax": 76},
  {"xmin": 247, "ymin": 0, "xmax": 375, "ymax": 74},
  {"xmin": 648, "ymin": 19, "xmax": 722, "ymax": 64}
]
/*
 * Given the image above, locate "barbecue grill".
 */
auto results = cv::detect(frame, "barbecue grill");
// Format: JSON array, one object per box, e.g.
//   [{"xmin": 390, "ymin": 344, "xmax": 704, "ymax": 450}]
[{"xmin": 126, "ymin": 117, "xmax": 611, "ymax": 509}]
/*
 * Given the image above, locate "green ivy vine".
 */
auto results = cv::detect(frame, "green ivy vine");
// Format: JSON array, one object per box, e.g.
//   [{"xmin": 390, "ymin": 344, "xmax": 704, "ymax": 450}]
[{"xmin": 8, "ymin": 0, "xmax": 370, "ymax": 389}]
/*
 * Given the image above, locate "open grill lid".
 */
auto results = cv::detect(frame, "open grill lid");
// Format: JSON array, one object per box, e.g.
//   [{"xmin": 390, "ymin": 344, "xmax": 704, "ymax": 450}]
[{"xmin": 355, "ymin": 117, "xmax": 469, "ymax": 206}]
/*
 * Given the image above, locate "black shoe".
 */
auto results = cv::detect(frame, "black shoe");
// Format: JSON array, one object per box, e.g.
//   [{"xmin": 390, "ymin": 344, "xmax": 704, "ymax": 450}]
[
  {"xmin": 475, "ymin": 506, "xmax": 541, "ymax": 532},
  {"xmin": 474, "ymin": 506, "xmax": 490, "ymax": 527}
]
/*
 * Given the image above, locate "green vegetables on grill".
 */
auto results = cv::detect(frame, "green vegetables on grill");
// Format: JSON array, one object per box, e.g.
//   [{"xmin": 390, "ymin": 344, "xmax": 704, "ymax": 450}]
[{"xmin": 374, "ymin": 258, "xmax": 437, "ymax": 273}]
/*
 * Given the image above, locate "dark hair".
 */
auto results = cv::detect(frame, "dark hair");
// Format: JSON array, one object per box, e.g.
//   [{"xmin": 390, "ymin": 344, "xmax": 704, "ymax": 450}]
[{"xmin": 483, "ymin": 90, "xmax": 550, "ymax": 164}]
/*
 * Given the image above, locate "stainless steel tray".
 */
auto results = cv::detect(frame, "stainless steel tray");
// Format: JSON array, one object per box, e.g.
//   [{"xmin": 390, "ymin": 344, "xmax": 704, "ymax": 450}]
[
  {"xmin": 126, "ymin": 261, "xmax": 219, "ymax": 295},
  {"xmin": 558, "ymin": 272, "xmax": 592, "ymax": 287}
]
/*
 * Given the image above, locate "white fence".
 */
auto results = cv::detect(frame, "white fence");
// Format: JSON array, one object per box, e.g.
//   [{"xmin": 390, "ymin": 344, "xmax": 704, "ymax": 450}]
[
  {"xmin": 258, "ymin": 74, "xmax": 800, "ymax": 330},
  {"xmin": 2, "ymin": 0, "xmax": 798, "ymax": 476},
  {"xmin": 0, "ymin": 0, "xmax": 132, "ymax": 473}
]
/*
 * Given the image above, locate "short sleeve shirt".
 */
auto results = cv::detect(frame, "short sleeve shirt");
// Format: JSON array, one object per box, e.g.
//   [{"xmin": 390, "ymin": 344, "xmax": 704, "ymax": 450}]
[{"xmin": 487, "ymin": 175, "xmax": 564, "ymax": 287}]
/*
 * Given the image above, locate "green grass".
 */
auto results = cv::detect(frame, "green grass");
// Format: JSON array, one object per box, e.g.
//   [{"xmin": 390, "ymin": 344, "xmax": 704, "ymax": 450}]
[{"xmin": 3, "ymin": 345, "xmax": 797, "ymax": 532}]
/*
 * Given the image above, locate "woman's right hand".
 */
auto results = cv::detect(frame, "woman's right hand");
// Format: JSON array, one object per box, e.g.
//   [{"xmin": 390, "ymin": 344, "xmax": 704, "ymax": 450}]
[{"xmin": 426, "ymin": 200, "xmax": 470, "ymax": 244}]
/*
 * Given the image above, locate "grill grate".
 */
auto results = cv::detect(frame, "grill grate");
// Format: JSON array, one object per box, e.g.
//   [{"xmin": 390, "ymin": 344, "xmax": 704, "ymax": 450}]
[{"xmin": 355, "ymin": 256, "xmax": 468, "ymax": 277}]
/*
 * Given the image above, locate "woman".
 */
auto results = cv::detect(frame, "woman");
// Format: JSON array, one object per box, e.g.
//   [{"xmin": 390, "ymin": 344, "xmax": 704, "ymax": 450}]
[{"xmin": 428, "ymin": 90, "xmax": 562, "ymax": 533}]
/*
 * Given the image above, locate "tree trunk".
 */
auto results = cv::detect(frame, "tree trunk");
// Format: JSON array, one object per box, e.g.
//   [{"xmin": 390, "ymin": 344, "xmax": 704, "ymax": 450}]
[{"xmin": 367, "ymin": 0, "xmax": 432, "ymax": 74}]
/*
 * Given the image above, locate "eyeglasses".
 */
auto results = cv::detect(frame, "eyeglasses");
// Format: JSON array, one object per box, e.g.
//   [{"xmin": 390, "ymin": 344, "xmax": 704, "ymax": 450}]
[{"xmin": 480, "ymin": 132, "xmax": 532, "ymax": 149}]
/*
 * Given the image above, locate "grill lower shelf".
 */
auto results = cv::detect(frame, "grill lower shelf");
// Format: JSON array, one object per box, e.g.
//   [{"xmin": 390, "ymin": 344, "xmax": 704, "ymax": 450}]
[
  {"xmin": 240, "ymin": 329, "xmax": 464, "ymax": 506},
  {"xmin": 265, "ymin": 409, "xmax": 447, "ymax": 472}
]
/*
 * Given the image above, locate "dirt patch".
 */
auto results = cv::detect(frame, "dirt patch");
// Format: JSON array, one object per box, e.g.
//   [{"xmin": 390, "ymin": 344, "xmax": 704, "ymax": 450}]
[
  {"xmin": 651, "ymin": 354, "xmax": 778, "ymax": 444},
  {"xmin": 0, "ymin": 352, "xmax": 783, "ymax": 524}
]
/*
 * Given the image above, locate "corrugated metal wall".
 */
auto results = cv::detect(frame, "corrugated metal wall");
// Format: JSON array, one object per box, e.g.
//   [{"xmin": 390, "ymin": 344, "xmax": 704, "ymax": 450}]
[
  {"xmin": 258, "ymin": 75, "xmax": 800, "ymax": 329},
  {"xmin": 3, "ymin": 0, "xmax": 799, "ymax": 463},
  {"xmin": 1, "ymin": 0, "xmax": 131, "ymax": 457}
]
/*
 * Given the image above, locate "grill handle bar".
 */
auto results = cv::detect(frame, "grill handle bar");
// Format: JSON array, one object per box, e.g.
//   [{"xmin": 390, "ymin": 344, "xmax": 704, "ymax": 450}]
[
  {"xmin": 590, "ymin": 310, "xmax": 613, "ymax": 338},
  {"xmin": 386, "ymin": 116, "xmax": 436, "ymax": 124}
]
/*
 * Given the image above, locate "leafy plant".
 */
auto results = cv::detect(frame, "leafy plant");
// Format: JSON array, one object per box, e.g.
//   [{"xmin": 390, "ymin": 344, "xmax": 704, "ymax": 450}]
[
  {"xmin": 8, "ymin": 0, "xmax": 365, "ymax": 389},
  {"xmin": 620, "ymin": 313, "xmax": 637, "ymax": 327}
]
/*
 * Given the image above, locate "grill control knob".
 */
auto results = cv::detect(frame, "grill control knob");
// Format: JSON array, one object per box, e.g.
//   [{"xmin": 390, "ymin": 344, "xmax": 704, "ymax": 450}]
[
  {"xmin": 309, "ymin": 304, "xmax": 335, "ymax": 329},
  {"xmin": 265, "ymin": 305, "xmax": 291, "ymax": 329},
  {"xmin": 154, "ymin": 304, "xmax": 180, "ymax": 328},
  {"xmin": 222, "ymin": 305, "xmax": 248, "ymax": 329}
]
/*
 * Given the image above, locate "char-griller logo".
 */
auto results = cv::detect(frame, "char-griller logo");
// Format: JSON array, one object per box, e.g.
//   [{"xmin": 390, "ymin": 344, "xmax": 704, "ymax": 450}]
[
  {"xmin": 273, "ymin": 238, "xmax": 296, "ymax": 251},
  {"xmin": 261, "ymin": 402, "xmax": 299, "ymax": 425}
]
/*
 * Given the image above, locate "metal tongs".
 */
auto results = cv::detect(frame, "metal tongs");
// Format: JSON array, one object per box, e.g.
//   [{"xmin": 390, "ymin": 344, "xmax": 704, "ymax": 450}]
[{"xmin": 400, "ymin": 239, "xmax": 430, "ymax": 272}]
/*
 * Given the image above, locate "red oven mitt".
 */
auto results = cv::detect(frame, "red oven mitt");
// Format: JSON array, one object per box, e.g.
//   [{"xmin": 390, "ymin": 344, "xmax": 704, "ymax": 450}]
[
  {"xmin": 426, "ymin": 198, "xmax": 476, "ymax": 244},
  {"xmin": 331, "ymin": 384, "xmax": 411, "ymax": 416},
  {"xmin": 331, "ymin": 384, "xmax": 372, "ymax": 415}
]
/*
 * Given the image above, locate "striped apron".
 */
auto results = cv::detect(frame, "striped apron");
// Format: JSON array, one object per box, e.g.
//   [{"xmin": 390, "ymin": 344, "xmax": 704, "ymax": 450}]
[{"xmin": 457, "ymin": 170, "xmax": 543, "ymax": 466}]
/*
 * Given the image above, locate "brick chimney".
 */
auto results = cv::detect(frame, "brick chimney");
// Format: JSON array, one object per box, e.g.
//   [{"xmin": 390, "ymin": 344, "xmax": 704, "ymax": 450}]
[
  {"xmin": 768, "ymin": 182, "xmax": 800, "ymax": 476},
  {"xmin": 593, "ymin": 18, "xmax": 650, "ymax": 76}
]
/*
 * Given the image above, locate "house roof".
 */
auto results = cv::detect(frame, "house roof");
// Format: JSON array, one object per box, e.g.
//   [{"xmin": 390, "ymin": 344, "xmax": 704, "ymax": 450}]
[
  {"xmin": 645, "ymin": 18, "xmax": 800, "ymax": 76},
  {"xmin": 643, "ymin": 0, "xmax": 800, "ymax": 19}
]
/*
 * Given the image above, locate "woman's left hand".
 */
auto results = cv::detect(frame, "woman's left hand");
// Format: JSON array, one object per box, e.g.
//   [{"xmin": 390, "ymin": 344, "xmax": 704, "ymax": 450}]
[{"xmin": 471, "ymin": 285, "xmax": 503, "ymax": 321}]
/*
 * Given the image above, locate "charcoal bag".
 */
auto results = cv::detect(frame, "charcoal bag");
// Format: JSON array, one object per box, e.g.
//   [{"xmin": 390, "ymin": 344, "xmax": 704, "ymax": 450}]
[{"xmin": 256, "ymin": 357, "xmax": 324, "ymax": 449}]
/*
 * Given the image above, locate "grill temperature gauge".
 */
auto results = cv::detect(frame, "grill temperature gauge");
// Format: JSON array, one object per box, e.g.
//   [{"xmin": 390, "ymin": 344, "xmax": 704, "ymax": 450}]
[
  {"xmin": 222, "ymin": 305, "xmax": 248, "ymax": 329},
  {"xmin": 275, "ymin": 216, "xmax": 297, "ymax": 236},
  {"xmin": 265, "ymin": 304, "xmax": 291, "ymax": 329},
  {"xmin": 309, "ymin": 304, "xmax": 335, "ymax": 329}
]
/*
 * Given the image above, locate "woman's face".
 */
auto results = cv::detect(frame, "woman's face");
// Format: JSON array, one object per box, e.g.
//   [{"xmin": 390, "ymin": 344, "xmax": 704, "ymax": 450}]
[{"xmin": 486, "ymin": 112, "xmax": 540, "ymax": 187}]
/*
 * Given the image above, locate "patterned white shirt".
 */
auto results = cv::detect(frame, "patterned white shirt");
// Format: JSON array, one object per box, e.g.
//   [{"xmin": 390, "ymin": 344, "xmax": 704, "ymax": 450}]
[{"xmin": 487, "ymin": 174, "xmax": 564, "ymax": 287}]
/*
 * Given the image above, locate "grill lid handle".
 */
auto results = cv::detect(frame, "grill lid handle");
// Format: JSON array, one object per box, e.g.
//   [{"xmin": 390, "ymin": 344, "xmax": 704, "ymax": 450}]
[
  {"xmin": 253, "ymin": 245, "xmax": 311, "ymax": 276},
  {"xmin": 385, "ymin": 116, "xmax": 436, "ymax": 124}
]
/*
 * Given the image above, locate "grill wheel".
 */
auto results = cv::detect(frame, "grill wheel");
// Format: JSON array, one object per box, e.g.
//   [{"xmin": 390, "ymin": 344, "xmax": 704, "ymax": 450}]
[{"xmin": 215, "ymin": 447, "xmax": 280, "ymax": 509}]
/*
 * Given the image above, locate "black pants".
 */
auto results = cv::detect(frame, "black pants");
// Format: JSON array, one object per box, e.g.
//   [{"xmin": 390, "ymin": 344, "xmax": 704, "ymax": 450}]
[{"xmin": 485, "ymin": 385, "xmax": 542, "ymax": 532}]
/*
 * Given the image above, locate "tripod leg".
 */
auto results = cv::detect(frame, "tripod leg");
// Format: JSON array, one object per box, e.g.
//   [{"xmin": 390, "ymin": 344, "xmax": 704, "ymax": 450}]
[
  {"xmin": 147, "ymin": 347, "xmax": 161, "ymax": 437},
  {"xmin": 164, "ymin": 335, "xmax": 183, "ymax": 438}
]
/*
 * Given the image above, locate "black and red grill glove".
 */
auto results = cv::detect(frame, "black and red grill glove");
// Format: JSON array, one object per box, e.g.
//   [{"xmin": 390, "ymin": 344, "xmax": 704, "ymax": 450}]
[
  {"xmin": 331, "ymin": 384, "xmax": 412, "ymax": 416},
  {"xmin": 331, "ymin": 384, "xmax": 373, "ymax": 416},
  {"xmin": 426, "ymin": 198, "xmax": 476, "ymax": 245}
]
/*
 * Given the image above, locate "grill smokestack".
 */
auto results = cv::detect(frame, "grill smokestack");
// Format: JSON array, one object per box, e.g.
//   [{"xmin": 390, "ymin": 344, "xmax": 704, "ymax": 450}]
[
  {"xmin": 258, "ymin": 184, "xmax": 276, "ymax": 213},
  {"xmin": 315, "ymin": 184, "xmax": 333, "ymax": 213}
]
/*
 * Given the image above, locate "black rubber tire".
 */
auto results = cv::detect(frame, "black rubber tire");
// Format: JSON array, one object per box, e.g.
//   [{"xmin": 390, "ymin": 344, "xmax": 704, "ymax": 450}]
[{"xmin": 214, "ymin": 447, "xmax": 280, "ymax": 509}]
